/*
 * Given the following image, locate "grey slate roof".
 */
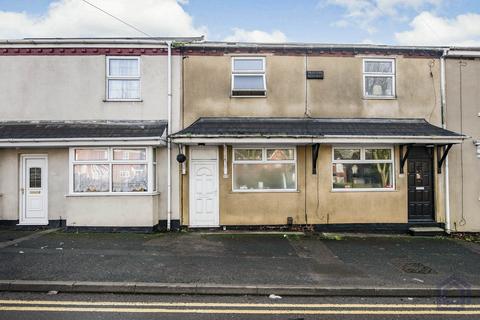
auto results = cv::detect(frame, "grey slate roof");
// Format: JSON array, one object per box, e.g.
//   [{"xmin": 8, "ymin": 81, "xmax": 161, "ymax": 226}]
[
  {"xmin": 0, "ymin": 121, "xmax": 167, "ymax": 139},
  {"xmin": 172, "ymin": 117, "xmax": 463, "ymax": 138}
]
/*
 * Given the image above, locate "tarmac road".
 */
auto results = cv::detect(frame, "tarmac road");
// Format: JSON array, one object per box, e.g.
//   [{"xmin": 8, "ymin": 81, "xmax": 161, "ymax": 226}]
[{"xmin": 1, "ymin": 292, "xmax": 479, "ymax": 320}]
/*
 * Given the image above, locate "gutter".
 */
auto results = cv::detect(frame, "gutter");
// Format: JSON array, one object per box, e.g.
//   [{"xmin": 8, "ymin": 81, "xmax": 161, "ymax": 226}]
[
  {"xmin": 445, "ymin": 50, "xmax": 480, "ymax": 58},
  {"xmin": 0, "ymin": 140, "xmax": 165, "ymax": 148},
  {"xmin": 184, "ymin": 41, "xmax": 446, "ymax": 52},
  {"xmin": 170, "ymin": 135, "xmax": 465, "ymax": 145},
  {"xmin": 0, "ymin": 37, "xmax": 204, "ymax": 45},
  {"xmin": 0, "ymin": 134, "xmax": 168, "ymax": 147}
]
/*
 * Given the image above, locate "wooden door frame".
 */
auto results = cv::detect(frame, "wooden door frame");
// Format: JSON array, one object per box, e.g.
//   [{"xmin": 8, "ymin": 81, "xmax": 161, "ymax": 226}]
[{"xmin": 19, "ymin": 154, "xmax": 49, "ymax": 225}]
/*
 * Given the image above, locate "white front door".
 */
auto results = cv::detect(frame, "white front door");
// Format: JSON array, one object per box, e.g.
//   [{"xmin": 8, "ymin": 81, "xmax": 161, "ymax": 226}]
[
  {"xmin": 20, "ymin": 155, "xmax": 48, "ymax": 225},
  {"xmin": 189, "ymin": 147, "xmax": 219, "ymax": 227}
]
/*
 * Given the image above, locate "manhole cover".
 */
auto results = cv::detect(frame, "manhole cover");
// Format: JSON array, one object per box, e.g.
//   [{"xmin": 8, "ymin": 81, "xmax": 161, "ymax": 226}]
[{"xmin": 401, "ymin": 262, "xmax": 435, "ymax": 274}]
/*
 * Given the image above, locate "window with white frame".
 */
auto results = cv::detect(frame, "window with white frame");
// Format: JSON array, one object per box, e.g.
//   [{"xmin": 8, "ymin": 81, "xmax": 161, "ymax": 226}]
[
  {"xmin": 363, "ymin": 58, "xmax": 395, "ymax": 98},
  {"xmin": 106, "ymin": 57, "xmax": 141, "ymax": 100},
  {"xmin": 71, "ymin": 147, "xmax": 155, "ymax": 194},
  {"xmin": 232, "ymin": 147, "xmax": 296, "ymax": 191},
  {"xmin": 231, "ymin": 57, "xmax": 266, "ymax": 97},
  {"xmin": 332, "ymin": 147, "xmax": 394, "ymax": 190}
]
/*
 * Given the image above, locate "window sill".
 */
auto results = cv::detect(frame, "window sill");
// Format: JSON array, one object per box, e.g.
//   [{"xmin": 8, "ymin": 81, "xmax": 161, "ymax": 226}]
[
  {"xmin": 103, "ymin": 99, "xmax": 143, "ymax": 102},
  {"xmin": 66, "ymin": 191, "xmax": 160, "ymax": 197},
  {"xmin": 230, "ymin": 95, "xmax": 267, "ymax": 99},
  {"xmin": 331, "ymin": 188, "xmax": 396, "ymax": 193},
  {"xmin": 363, "ymin": 96, "xmax": 397, "ymax": 100},
  {"xmin": 231, "ymin": 189, "xmax": 299, "ymax": 193}
]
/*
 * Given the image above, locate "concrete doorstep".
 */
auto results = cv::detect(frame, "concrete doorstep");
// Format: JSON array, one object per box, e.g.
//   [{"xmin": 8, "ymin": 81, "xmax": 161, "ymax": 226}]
[{"xmin": 0, "ymin": 280, "xmax": 479, "ymax": 297}]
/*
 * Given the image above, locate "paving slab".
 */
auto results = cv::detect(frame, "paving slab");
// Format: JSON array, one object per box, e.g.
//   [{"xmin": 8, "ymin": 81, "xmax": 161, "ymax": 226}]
[{"xmin": 0, "ymin": 229, "xmax": 37, "ymax": 243}]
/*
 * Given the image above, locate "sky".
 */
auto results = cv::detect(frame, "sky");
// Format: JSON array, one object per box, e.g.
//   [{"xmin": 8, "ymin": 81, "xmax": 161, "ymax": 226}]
[{"xmin": 0, "ymin": 0, "xmax": 479, "ymax": 45}]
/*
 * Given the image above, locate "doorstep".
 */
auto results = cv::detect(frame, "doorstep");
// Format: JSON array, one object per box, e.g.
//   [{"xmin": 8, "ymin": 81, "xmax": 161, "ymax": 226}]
[{"xmin": 409, "ymin": 227, "xmax": 446, "ymax": 237}]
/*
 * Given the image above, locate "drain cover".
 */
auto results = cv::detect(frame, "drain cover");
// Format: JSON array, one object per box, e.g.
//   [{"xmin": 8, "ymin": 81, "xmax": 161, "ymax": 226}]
[{"xmin": 401, "ymin": 262, "xmax": 435, "ymax": 274}]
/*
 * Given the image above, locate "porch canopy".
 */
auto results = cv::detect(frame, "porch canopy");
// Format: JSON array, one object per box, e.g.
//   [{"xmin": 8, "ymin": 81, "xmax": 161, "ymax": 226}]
[
  {"xmin": 0, "ymin": 120, "xmax": 167, "ymax": 147},
  {"xmin": 170, "ymin": 117, "xmax": 466, "ymax": 174},
  {"xmin": 171, "ymin": 117, "xmax": 464, "ymax": 145}
]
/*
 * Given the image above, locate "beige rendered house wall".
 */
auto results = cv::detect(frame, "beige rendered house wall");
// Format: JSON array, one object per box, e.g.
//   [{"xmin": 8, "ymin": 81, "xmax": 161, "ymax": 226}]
[
  {"xmin": 181, "ymin": 145, "xmax": 446, "ymax": 226},
  {"xmin": 179, "ymin": 53, "xmax": 446, "ymax": 226},
  {"xmin": 446, "ymin": 57, "xmax": 480, "ymax": 232},
  {"xmin": 182, "ymin": 54, "xmax": 442, "ymax": 125}
]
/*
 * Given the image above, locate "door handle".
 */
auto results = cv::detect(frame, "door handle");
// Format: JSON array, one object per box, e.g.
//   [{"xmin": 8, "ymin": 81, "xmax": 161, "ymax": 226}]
[{"xmin": 20, "ymin": 188, "xmax": 25, "ymax": 194}]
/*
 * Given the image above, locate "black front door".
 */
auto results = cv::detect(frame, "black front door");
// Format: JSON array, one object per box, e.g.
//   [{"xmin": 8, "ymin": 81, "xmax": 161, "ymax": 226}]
[{"xmin": 407, "ymin": 147, "xmax": 435, "ymax": 222}]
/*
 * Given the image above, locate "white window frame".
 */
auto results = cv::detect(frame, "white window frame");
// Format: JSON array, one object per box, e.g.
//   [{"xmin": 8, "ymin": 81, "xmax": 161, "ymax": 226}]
[
  {"xmin": 232, "ymin": 146, "xmax": 297, "ymax": 192},
  {"xmin": 331, "ymin": 145, "xmax": 395, "ymax": 192},
  {"xmin": 69, "ymin": 147, "xmax": 155, "ymax": 196},
  {"xmin": 363, "ymin": 58, "xmax": 396, "ymax": 99},
  {"xmin": 231, "ymin": 56, "xmax": 266, "ymax": 97},
  {"xmin": 106, "ymin": 56, "xmax": 141, "ymax": 101},
  {"xmin": 152, "ymin": 148, "xmax": 157, "ymax": 191}
]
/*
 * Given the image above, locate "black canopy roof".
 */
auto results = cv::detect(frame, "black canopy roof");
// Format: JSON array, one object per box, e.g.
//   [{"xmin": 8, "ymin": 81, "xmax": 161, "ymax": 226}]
[
  {"xmin": 171, "ymin": 117, "xmax": 463, "ymax": 138},
  {"xmin": 0, "ymin": 120, "xmax": 167, "ymax": 140}
]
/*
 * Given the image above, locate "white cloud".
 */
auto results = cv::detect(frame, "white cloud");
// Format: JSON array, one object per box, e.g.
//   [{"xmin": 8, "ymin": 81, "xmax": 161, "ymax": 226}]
[
  {"xmin": 0, "ymin": 0, "xmax": 206, "ymax": 39},
  {"xmin": 224, "ymin": 28, "xmax": 287, "ymax": 43},
  {"xmin": 395, "ymin": 11, "xmax": 480, "ymax": 46},
  {"xmin": 325, "ymin": 0, "xmax": 441, "ymax": 33},
  {"xmin": 361, "ymin": 38, "xmax": 376, "ymax": 44}
]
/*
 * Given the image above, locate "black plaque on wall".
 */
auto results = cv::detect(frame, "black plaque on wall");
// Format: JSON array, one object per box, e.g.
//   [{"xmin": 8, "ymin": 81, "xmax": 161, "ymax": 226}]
[{"xmin": 306, "ymin": 71, "xmax": 324, "ymax": 79}]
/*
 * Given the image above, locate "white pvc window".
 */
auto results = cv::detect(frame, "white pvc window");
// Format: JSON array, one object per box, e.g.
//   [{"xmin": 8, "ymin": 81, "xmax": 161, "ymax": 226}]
[
  {"xmin": 106, "ymin": 57, "xmax": 141, "ymax": 100},
  {"xmin": 332, "ymin": 146, "xmax": 395, "ymax": 191},
  {"xmin": 70, "ymin": 147, "xmax": 155, "ymax": 194},
  {"xmin": 232, "ymin": 147, "xmax": 296, "ymax": 192},
  {"xmin": 231, "ymin": 57, "xmax": 266, "ymax": 96},
  {"xmin": 363, "ymin": 58, "xmax": 395, "ymax": 98}
]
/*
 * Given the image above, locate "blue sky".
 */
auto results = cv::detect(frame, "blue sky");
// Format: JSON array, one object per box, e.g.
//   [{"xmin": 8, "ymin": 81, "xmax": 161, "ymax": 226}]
[{"xmin": 0, "ymin": 0, "xmax": 479, "ymax": 45}]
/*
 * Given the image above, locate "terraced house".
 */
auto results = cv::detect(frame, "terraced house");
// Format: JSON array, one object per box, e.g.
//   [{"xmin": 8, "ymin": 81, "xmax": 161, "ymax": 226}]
[
  {"xmin": 172, "ymin": 42, "xmax": 465, "ymax": 233},
  {"xmin": 0, "ymin": 37, "xmax": 201, "ymax": 230},
  {"xmin": 0, "ymin": 39, "xmax": 471, "ymax": 233},
  {"xmin": 445, "ymin": 48, "xmax": 480, "ymax": 232}
]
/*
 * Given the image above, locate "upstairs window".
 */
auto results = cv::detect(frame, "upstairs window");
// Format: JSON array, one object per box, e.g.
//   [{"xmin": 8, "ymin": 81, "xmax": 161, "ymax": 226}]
[
  {"xmin": 106, "ymin": 57, "xmax": 140, "ymax": 101},
  {"xmin": 363, "ymin": 58, "xmax": 395, "ymax": 99},
  {"xmin": 231, "ymin": 57, "xmax": 266, "ymax": 97}
]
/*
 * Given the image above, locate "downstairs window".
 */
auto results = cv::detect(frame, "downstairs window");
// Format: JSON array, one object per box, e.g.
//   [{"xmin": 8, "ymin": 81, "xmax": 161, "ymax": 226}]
[
  {"xmin": 332, "ymin": 146, "xmax": 394, "ymax": 191},
  {"xmin": 70, "ymin": 147, "xmax": 156, "ymax": 194},
  {"xmin": 232, "ymin": 147, "xmax": 296, "ymax": 192}
]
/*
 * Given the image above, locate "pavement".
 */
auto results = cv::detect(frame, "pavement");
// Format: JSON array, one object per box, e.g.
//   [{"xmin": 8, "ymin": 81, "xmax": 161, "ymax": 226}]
[{"xmin": 0, "ymin": 228, "xmax": 479, "ymax": 296}]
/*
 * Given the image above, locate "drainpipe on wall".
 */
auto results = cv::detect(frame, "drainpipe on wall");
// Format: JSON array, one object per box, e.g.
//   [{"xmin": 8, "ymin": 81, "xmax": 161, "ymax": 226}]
[
  {"xmin": 166, "ymin": 41, "xmax": 173, "ymax": 231},
  {"xmin": 440, "ymin": 48, "xmax": 451, "ymax": 234}
]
